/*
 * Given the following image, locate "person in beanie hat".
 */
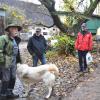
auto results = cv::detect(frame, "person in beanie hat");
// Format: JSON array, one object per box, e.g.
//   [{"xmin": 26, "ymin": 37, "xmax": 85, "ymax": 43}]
[
  {"xmin": 0, "ymin": 23, "xmax": 22, "ymax": 99},
  {"xmin": 75, "ymin": 23, "xmax": 93, "ymax": 72},
  {"xmin": 27, "ymin": 28, "xmax": 47, "ymax": 67}
]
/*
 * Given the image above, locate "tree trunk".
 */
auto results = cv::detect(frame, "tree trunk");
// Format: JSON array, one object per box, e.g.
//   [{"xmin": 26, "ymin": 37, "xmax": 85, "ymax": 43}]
[
  {"xmin": 51, "ymin": 12, "xmax": 68, "ymax": 33},
  {"xmin": 39, "ymin": 0, "xmax": 68, "ymax": 32},
  {"xmin": 39, "ymin": 0, "xmax": 100, "ymax": 33}
]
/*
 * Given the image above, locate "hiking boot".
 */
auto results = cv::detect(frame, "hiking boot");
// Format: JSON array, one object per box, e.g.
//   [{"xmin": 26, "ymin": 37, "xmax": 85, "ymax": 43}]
[
  {"xmin": 83, "ymin": 68, "xmax": 89, "ymax": 73},
  {"xmin": 0, "ymin": 95, "xmax": 7, "ymax": 100},
  {"xmin": 77, "ymin": 70, "xmax": 83, "ymax": 73}
]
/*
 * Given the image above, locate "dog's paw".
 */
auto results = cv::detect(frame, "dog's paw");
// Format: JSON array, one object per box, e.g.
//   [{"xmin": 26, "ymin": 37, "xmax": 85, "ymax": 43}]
[
  {"xmin": 45, "ymin": 95, "xmax": 50, "ymax": 99},
  {"xmin": 44, "ymin": 97, "xmax": 49, "ymax": 100},
  {"xmin": 20, "ymin": 93, "xmax": 29, "ymax": 98},
  {"xmin": 44, "ymin": 98, "xmax": 49, "ymax": 100}
]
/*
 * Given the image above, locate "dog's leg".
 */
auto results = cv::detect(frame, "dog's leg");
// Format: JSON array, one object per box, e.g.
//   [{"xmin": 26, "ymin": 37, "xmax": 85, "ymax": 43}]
[
  {"xmin": 17, "ymin": 77, "xmax": 28, "ymax": 98},
  {"xmin": 45, "ymin": 86, "xmax": 52, "ymax": 99},
  {"xmin": 43, "ymin": 73, "xmax": 56, "ymax": 99},
  {"xmin": 20, "ymin": 82, "xmax": 29, "ymax": 98},
  {"xmin": 27, "ymin": 83, "xmax": 32, "ymax": 96}
]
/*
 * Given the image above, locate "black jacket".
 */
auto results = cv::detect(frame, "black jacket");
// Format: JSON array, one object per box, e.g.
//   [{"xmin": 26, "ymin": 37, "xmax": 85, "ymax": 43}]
[
  {"xmin": 27, "ymin": 34, "xmax": 47, "ymax": 56},
  {"xmin": 14, "ymin": 36, "xmax": 22, "ymax": 63}
]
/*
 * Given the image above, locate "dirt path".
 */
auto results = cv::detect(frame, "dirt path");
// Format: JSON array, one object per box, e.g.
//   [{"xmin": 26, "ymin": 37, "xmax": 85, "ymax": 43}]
[{"xmin": 63, "ymin": 62, "xmax": 100, "ymax": 100}]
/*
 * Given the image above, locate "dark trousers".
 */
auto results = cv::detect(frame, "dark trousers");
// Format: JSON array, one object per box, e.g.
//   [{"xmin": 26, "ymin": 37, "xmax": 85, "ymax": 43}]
[
  {"xmin": 33, "ymin": 54, "xmax": 46, "ymax": 67},
  {"xmin": 78, "ymin": 50, "xmax": 88, "ymax": 71},
  {"xmin": 0, "ymin": 64, "xmax": 16, "ymax": 96}
]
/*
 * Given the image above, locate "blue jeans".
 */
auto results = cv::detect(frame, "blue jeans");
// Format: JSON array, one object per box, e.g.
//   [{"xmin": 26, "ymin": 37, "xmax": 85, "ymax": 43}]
[{"xmin": 33, "ymin": 54, "xmax": 46, "ymax": 67}]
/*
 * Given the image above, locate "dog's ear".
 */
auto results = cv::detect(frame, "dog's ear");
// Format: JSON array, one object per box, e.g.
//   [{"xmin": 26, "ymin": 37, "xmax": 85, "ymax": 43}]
[{"xmin": 48, "ymin": 64, "xmax": 59, "ymax": 75}]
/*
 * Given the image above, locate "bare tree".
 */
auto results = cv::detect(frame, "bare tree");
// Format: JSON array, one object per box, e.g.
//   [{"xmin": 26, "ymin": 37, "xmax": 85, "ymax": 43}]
[{"xmin": 39, "ymin": 0, "xmax": 100, "ymax": 33}]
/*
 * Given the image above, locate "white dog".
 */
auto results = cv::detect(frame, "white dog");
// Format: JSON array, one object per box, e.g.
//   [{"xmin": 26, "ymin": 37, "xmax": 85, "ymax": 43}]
[{"xmin": 17, "ymin": 63, "xmax": 59, "ymax": 99}]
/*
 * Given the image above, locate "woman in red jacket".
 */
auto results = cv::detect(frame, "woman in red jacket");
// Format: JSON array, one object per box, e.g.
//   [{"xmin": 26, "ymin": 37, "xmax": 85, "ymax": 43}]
[{"xmin": 75, "ymin": 23, "xmax": 93, "ymax": 72}]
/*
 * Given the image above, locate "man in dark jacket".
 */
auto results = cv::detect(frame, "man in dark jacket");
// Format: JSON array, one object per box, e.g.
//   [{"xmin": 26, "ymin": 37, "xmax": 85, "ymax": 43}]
[{"xmin": 27, "ymin": 28, "xmax": 47, "ymax": 67}]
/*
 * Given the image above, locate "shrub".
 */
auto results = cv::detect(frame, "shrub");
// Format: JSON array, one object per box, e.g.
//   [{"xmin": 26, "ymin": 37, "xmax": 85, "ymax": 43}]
[
  {"xmin": 54, "ymin": 35, "xmax": 75, "ymax": 55},
  {"xmin": 46, "ymin": 50, "xmax": 58, "ymax": 61}
]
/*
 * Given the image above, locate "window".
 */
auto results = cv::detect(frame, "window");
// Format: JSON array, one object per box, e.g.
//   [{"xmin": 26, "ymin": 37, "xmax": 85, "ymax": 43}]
[
  {"xmin": 53, "ymin": 28, "xmax": 55, "ymax": 31},
  {"xmin": 43, "ymin": 27, "xmax": 46, "ymax": 30},
  {"xmin": 43, "ymin": 32, "xmax": 48, "ymax": 35}
]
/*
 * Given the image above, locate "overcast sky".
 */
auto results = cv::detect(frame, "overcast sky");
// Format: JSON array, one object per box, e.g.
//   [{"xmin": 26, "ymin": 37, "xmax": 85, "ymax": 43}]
[
  {"xmin": 19, "ymin": 0, "xmax": 64, "ymax": 10},
  {"xmin": 19, "ymin": 0, "xmax": 89, "ymax": 12},
  {"xmin": 19, "ymin": 0, "xmax": 99, "ymax": 15}
]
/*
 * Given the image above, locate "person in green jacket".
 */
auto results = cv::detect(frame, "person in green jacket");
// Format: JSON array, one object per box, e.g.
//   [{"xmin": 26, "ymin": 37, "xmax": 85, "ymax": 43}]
[{"xmin": 0, "ymin": 24, "xmax": 22, "ymax": 100}]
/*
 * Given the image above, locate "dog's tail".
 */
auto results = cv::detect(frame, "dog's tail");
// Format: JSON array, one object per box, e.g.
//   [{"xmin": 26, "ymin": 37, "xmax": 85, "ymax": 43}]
[{"xmin": 48, "ymin": 64, "xmax": 59, "ymax": 76}]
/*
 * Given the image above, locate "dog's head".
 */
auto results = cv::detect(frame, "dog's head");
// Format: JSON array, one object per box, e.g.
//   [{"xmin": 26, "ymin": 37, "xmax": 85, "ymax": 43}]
[
  {"xmin": 17, "ymin": 63, "xmax": 29, "ymax": 68},
  {"xmin": 48, "ymin": 64, "xmax": 59, "ymax": 75}
]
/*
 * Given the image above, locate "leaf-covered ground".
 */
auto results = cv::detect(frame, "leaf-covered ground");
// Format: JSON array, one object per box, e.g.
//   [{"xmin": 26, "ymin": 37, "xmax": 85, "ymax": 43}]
[{"xmin": 13, "ymin": 42, "xmax": 99, "ymax": 100}]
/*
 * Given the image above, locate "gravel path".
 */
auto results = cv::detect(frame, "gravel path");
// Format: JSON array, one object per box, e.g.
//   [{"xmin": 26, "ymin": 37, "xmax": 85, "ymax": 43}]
[{"xmin": 13, "ymin": 76, "xmax": 24, "ymax": 97}]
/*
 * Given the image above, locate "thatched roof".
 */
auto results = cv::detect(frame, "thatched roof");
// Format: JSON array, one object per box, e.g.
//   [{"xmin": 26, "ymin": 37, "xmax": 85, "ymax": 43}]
[{"xmin": 0, "ymin": 0, "xmax": 54, "ymax": 27}]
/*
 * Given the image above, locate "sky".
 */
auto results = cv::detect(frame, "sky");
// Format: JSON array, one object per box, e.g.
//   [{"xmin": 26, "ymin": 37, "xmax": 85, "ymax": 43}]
[
  {"xmin": 19, "ymin": 0, "xmax": 64, "ymax": 10},
  {"xmin": 19, "ymin": 0, "xmax": 99, "ymax": 15},
  {"xmin": 19, "ymin": 0, "xmax": 90, "ymax": 12}
]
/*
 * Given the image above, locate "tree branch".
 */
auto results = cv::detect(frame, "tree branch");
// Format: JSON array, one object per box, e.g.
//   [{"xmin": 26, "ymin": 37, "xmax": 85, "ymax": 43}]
[
  {"xmin": 51, "ymin": 11, "xmax": 91, "ymax": 19},
  {"xmin": 39, "ymin": 0, "xmax": 100, "ymax": 33},
  {"xmin": 39, "ymin": 0, "xmax": 68, "ymax": 32},
  {"xmin": 85, "ymin": 0, "xmax": 100, "ymax": 16},
  {"xmin": 72, "ymin": 0, "xmax": 100, "ymax": 33},
  {"xmin": 90, "ymin": 0, "xmax": 93, "ymax": 4}
]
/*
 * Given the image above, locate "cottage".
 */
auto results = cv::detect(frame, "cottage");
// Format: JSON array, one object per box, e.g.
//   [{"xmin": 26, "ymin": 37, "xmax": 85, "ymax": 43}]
[
  {"xmin": 86, "ymin": 15, "xmax": 100, "ymax": 35},
  {"xmin": 0, "ymin": 8, "xmax": 5, "ymax": 35}
]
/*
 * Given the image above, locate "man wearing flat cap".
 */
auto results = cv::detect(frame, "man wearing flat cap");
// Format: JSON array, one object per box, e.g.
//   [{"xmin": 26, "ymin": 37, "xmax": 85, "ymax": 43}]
[
  {"xmin": 27, "ymin": 28, "xmax": 47, "ymax": 67},
  {"xmin": 0, "ymin": 23, "xmax": 22, "ymax": 99}
]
